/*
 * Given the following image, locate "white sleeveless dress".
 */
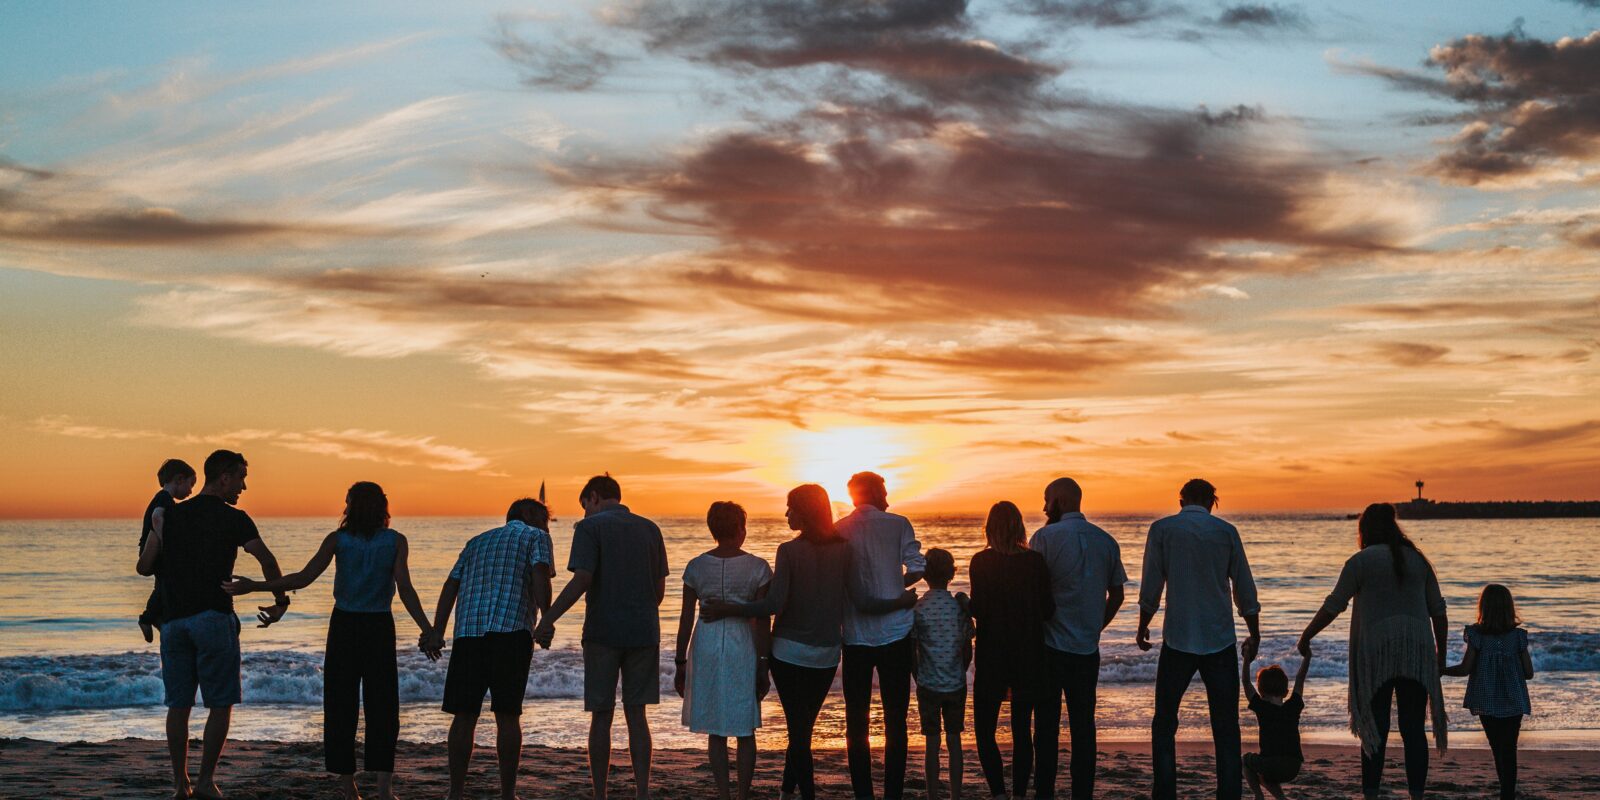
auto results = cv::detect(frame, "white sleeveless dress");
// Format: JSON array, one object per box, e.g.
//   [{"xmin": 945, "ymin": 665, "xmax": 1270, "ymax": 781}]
[{"xmin": 682, "ymin": 551, "xmax": 773, "ymax": 736}]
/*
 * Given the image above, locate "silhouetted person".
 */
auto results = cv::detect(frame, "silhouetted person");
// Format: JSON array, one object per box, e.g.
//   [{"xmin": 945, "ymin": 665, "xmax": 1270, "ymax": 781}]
[
  {"xmin": 1298, "ymin": 503, "xmax": 1448, "ymax": 800},
  {"xmin": 137, "ymin": 458, "xmax": 196, "ymax": 643},
  {"xmin": 224, "ymin": 482, "xmax": 436, "ymax": 800},
  {"xmin": 837, "ymin": 471, "xmax": 926, "ymax": 800},
  {"xmin": 1138, "ymin": 478, "xmax": 1260, "ymax": 800},
  {"xmin": 137, "ymin": 449, "xmax": 289, "ymax": 800},
  {"xmin": 426, "ymin": 498, "xmax": 555, "ymax": 800},
  {"xmin": 536, "ymin": 476, "xmax": 668, "ymax": 800},
  {"xmin": 969, "ymin": 501, "xmax": 1054, "ymax": 800},
  {"xmin": 1030, "ymin": 477, "xmax": 1127, "ymax": 799}
]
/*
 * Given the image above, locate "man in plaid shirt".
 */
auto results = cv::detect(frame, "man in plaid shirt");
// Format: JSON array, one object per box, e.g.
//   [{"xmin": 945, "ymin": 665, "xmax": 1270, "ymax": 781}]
[{"xmin": 425, "ymin": 498, "xmax": 553, "ymax": 800}]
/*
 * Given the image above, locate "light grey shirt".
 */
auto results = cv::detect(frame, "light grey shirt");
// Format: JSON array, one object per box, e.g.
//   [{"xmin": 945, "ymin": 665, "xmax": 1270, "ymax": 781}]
[
  {"xmin": 837, "ymin": 505, "xmax": 926, "ymax": 646},
  {"xmin": 1138, "ymin": 506, "xmax": 1260, "ymax": 655},
  {"xmin": 1030, "ymin": 513, "xmax": 1128, "ymax": 655}
]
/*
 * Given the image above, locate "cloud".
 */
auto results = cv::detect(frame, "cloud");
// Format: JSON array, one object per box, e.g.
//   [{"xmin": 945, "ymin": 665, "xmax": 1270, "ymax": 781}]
[
  {"xmin": 491, "ymin": 14, "xmax": 620, "ymax": 91},
  {"xmin": 1371, "ymin": 341, "xmax": 1451, "ymax": 366},
  {"xmin": 0, "ymin": 206, "xmax": 370, "ymax": 247},
  {"xmin": 1350, "ymin": 29, "xmax": 1600, "ymax": 185},
  {"xmin": 1013, "ymin": 0, "xmax": 1175, "ymax": 28},
  {"xmin": 30, "ymin": 416, "xmax": 492, "ymax": 473},
  {"xmin": 614, "ymin": 0, "xmax": 1060, "ymax": 111},
  {"xmin": 1446, "ymin": 418, "xmax": 1600, "ymax": 449},
  {"xmin": 555, "ymin": 106, "xmax": 1405, "ymax": 316},
  {"xmin": 1212, "ymin": 4, "xmax": 1309, "ymax": 31}
]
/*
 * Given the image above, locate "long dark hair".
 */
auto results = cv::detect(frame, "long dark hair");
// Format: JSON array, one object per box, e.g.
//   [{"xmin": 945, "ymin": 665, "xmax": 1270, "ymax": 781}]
[
  {"xmin": 340, "ymin": 481, "xmax": 390, "ymax": 538},
  {"xmin": 1477, "ymin": 583, "xmax": 1521, "ymax": 635},
  {"xmin": 787, "ymin": 484, "xmax": 840, "ymax": 544},
  {"xmin": 1357, "ymin": 502, "xmax": 1425, "ymax": 580},
  {"xmin": 984, "ymin": 501, "xmax": 1028, "ymax": 552}
]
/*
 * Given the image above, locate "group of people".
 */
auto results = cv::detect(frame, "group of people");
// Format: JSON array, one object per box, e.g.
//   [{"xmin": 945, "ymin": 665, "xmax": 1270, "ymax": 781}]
[{"xmin": 136, "ymin": 451, "xmax": 1535, "ymax": 800}]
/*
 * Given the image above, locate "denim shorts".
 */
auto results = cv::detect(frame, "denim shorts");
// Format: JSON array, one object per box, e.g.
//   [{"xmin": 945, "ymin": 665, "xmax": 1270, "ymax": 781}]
[{"xmin": 160, "ymin": 610, "xmax": 242, "ymax": 709}]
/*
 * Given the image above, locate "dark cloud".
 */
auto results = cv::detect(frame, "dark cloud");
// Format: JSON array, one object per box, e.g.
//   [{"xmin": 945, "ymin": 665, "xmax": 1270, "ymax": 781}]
[
  {"xmin": 0, "ymin": 207, "xmax": 364, "ymax": 247},
  {"xmin": 1213, "ymin": 4, "xmax": 1309, "ymax": 31},
  {"xmin": 1372, "ymin": 341, "xmax": 1451, "ymax": 367},
  {"xmin": 0, "ymin": 157, "xmax": 55, "ymax": 180},
  {"xmin": 1357, "ymin": 29, "xmax": 1600, "ymax": 184},
  {"xmin": 491, "ymin": 15, "xmax": 620, "ymax": 92},
  {"xmin": 1348, "ymin": 297, "xmax": 1597, "ymax": 320},
  {"xmin": 556, "ymin": 106, "xmax": 1397, "ymax": 315},
  {"xmin": 1013, "ymin": 0, "xmax": 1175, "ymax": 28},
  {"xmin": 615, "ymin": 0, "xmax": 1059, "ymax": 110},
  {"xmin": 1453, "ymin": 418, "xmax": 1600, "ymax": 449},
  {"xmin": 874, "ymin": 338, "xmax": 1153, "ymax": 382},
  {"xmin": 277, "ymin": 268, "xmax": 645, "ymax": 316}
]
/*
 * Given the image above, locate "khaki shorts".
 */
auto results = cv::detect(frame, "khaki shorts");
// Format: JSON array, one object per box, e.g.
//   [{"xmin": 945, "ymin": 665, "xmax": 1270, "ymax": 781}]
[{"xmin": 583, "ymin": 643, "xmax": 660, "ymax": 711}]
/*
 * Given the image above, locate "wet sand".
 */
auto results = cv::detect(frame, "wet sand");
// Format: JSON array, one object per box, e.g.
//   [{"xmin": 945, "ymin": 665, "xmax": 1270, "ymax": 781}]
[{"xmin": 4, "ymin": 737, "xmax": 1597, "ymax": 798}]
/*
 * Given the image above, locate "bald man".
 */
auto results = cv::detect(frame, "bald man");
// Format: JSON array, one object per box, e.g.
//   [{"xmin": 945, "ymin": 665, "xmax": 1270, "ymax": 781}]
[{"xmin": 1028, "ymin": 478, "xmax": 1127, "ymax": 799}]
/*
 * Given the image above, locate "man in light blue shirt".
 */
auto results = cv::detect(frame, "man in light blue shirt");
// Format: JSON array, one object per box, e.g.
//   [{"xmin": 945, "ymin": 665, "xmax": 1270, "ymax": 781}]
[
  {"xmin": 1029, "ymin": 477, "xmax": 1126, "ymax": 799},
  {"xmin": 837, "ymin": 471, "xmax": 925, "ymax": 800},
  {"xmin": 1138, "ymin": 478, "xmax": 1261, "ymax": 800}
]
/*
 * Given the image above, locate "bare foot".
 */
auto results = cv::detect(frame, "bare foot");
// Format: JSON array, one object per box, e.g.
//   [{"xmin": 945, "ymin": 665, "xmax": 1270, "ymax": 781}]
[
  {"xmin": 140, "ymin": 620, "xmax": 155, "ymax": 643},
  {"xmin": 191, "ymin": 780, "xmax": 224, "ymax": 800}
]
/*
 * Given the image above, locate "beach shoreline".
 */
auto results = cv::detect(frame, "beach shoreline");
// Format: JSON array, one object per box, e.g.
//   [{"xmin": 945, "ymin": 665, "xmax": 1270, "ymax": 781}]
[{"xmin": 6, "ymin": 738, "xmax": 1598, "ymax": 799}]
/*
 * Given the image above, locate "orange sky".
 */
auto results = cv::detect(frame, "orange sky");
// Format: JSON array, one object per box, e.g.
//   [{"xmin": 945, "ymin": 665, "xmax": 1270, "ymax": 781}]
[{"xmin": 1, "ymin": 3, "xmax": 1597, "ymax": 518}]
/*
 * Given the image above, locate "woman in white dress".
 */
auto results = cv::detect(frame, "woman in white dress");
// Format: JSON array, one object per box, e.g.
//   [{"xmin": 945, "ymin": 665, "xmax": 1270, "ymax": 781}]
[{"xmin": 674, "ymin": 501, "xmax": 773, "ymax": 800}]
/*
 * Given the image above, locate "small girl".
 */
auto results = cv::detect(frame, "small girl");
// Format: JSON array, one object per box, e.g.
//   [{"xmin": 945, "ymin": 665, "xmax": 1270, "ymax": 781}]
[
  {"xmin": 674, "ymin": 501, "xmax": 773, "ymax": 800},
  {"xmin": 1444, "ymin": 583, "xmax": 1533, "ymax": 800}
]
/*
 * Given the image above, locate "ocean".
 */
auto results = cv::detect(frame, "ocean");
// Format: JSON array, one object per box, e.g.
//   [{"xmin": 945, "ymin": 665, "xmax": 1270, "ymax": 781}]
[{"xmin": 2, "ymin": 513, "xmax": 1596, "ymax": 750}]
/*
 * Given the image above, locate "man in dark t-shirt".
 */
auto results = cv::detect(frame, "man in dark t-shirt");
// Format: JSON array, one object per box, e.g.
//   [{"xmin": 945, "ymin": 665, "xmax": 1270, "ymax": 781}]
[
  {"xmin": 535, "ymin": 475, "xmax": 668, "ymax": 800},
  {"xmin": 136, "ymin": 449, "xmax": 289, "ymax": 800}
]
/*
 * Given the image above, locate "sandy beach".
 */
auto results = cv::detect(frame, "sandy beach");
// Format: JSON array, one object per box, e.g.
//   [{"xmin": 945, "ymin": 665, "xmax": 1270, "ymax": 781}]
[{"xmin": 4, "ymin": 738, "xmax": 1597, "ymax": 799}]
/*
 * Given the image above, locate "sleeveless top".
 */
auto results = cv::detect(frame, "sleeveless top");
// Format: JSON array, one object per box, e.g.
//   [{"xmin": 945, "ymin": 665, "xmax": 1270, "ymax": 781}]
[
  {"xmin": 1462, "ymin": 625, "xmax": 1531, "ymax": 717},
  {"xmin": 333, "ymin": 529, "xmax": 398, "ymax": 613}
]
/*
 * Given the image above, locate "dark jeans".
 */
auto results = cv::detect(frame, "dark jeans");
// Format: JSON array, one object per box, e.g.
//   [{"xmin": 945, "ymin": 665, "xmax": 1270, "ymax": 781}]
[
  {"xmin": 1152, "ymin": 644, "xmax": 1241, "ymax": 800},
  {"xmin": 974, "ymin": 681, "xmax": 1041, "ymax": 798},
  {"xmin": 843, "ymin": 636, "xmax": 913, "ymax": 799},
  {"xmin": 1481, "ymin": 714, "xmax": 1521, "ymax": 800},
  {"xmin": 324, "ymin": 610, "xmax": 398, "ymax": 775},
  {"xmin": 1035, "ymin": 648, "xmax": 1100, "ymax": 799},
  {"xmin": 1360, "ymin": 678, "xmax": 1428, "ymax": 798},
  {"xmin": 770, "ymin": 657, "xmax": 838, "ymax": 800}
]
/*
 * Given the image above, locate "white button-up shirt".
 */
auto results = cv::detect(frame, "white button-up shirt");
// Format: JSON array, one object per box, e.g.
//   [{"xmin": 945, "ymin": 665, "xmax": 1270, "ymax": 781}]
[
  {"xmin": 837, "ymin": 505, "xmax": 925, "ymax": 646},
  {"xmin": 1030, "ymin": 512, "xmax": 1128, "ymax": 655},
  {"xmin": 1138, "ymin": 506, "xmax": 1259, "ymax": 655}
]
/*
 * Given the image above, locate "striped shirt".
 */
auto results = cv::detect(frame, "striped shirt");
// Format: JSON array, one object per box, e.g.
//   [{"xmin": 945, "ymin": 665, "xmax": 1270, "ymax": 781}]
[{"xmin": 448, "ymin": 520, "xmax": 553, "ymax": 639}]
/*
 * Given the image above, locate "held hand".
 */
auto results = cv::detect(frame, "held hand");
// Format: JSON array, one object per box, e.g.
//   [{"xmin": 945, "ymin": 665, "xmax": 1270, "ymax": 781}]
[
  {"xmin": 1297, "ymin": 637, "xmax": 1313, "ymax": 659},
  {"xmin": 700, "ymin": 601, "xmax": 735, "ymax": 622},
  {"xmin": 532, "ymin": 621, "xmax": 555, "ymax": 649},
  {"xmin": 256, "ymin": 602, "xmax": 288, "ymax": 628},
  {"xmin": 897, "ymin": 589, "xmax": 919, "ymax": 609},
  {"xmin": 1242, "ymin": 635, "xmax": 1260, "ymax": 662},
  {"xmin": 1136, "ymin": 626, "xmax": 1153, "ymax": 652},
  {"xmin": 221, "ymin": 575, "xmax": 259, "ymax": 596},
  {"xmin": 756, "ymin": 663, "xmax": 771, "ymax": 700}
]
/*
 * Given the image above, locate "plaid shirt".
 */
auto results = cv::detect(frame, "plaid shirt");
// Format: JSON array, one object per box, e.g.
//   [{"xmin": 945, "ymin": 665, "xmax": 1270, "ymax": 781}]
[{"xmin": 448, "ymin": 520, "xmax": 553, "ymax": 639}]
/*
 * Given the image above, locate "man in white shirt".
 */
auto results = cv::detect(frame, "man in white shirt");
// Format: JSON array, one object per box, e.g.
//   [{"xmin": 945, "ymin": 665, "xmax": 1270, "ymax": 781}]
[
  {"xmin": 1029, "ymin": 477, "xmax": 1127, "ymax": 800},
  {"xmin": 837, "ymin": 471, "xmax": 926, "ymax": 800},
  {"xmin": 1138, "ymin": 478, "xmax": 1261, "ymax": 800}
]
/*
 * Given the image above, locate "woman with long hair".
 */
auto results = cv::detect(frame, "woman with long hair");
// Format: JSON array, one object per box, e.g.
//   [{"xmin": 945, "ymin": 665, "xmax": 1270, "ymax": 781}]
[
  {"xmin": 224, "ymin": 482, "xmax": 434, "ymax": 800},
  {"xmin": 1297, "ymin": 503, "xmax": 1449, "ymax": 800},
  {"xmin": 704, "ymin": 484, "xmax": 913, "ymax": 800},
  {"xmin": 968, "ymin": 501, "xmax": 1055, "ymax": 799}
]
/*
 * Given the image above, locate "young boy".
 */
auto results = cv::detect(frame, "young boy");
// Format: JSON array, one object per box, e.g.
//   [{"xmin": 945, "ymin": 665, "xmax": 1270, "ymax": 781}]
[
  {"xmin": 137, "ymin": 458, "xmax": 196, "ymax": 642},
  {"xmin": 913, "ymin": 548, "xmax": 972, "ymax": 800},
  {"xmin": 1242, "ymin": 649, "xmax": 1310, "ymax": 800}
]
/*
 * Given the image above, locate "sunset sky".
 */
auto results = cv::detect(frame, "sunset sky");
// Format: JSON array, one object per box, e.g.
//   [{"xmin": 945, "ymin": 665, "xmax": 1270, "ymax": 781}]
[{"xmin": 1, "ymin": 1, "xmax": 1596, "ymax": 518}]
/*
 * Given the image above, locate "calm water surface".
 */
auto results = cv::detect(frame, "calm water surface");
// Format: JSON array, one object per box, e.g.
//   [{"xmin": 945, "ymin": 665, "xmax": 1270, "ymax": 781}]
[{"xmin": 2, "ymin": 513, "xmax": 1596, "ymax": 749}]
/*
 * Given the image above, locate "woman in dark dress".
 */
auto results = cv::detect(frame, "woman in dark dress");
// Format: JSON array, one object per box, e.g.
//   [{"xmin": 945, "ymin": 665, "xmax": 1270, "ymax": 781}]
[{"xmin": 968, "ymin": 501, "xmax": 1056, "ymax": 799}]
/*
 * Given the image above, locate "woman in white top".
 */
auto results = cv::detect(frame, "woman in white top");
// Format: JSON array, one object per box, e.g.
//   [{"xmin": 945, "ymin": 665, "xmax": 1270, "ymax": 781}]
[{"xmin": 674, "ymin": 501, "xmax": 772, "ymax": 800}]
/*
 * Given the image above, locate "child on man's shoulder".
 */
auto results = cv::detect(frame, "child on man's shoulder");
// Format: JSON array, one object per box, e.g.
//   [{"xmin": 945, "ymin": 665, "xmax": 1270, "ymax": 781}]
[{"xmin": 137, "ymin": 458, "xmax": 196, "ymax": 642}]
